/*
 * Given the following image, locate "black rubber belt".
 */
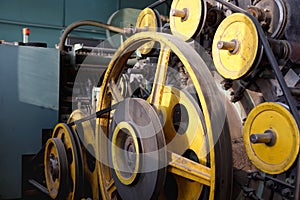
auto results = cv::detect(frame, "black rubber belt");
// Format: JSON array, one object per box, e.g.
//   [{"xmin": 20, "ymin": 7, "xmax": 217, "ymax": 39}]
[
  {"xmin": 67, "ymin": 103, "xmax": 119, "ymax": 127},
  {"xmin": 214, "ymin": 0, "xmax": 300, "ymax": 198},
  {"xmin": 147, "ymin": 0, "xmax": 167, "ymax": 9}
]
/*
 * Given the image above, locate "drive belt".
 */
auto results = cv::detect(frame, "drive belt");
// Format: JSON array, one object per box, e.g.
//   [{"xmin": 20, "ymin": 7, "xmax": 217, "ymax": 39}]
[{"xmin": 67, "ymin": 102, "xmax": 120, "ymax": 127}]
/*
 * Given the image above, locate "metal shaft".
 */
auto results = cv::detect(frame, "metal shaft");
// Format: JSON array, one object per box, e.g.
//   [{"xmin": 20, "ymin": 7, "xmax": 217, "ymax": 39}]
[
  {"xmin": 217, "ymin": 40, "xmax": 236, "ymax": 51},
  {"xmin": 250, "ymin": 130, "xmax": 276, "ymax": 146},
  {"xmin": 170, "ymin": 8, "xmax": 189, "ymax": 21}
]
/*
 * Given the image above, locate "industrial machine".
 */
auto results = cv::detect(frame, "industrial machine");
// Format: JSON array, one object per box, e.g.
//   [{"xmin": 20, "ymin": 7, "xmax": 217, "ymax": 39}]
[{"xmin": 19, "ymin": 0, "xmax": 300, "ymax": 199}]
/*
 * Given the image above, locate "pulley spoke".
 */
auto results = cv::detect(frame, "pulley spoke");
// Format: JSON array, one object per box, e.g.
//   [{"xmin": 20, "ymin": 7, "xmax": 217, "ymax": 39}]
[
  {"xmin": 148, "ymin": 43, "xmax": 171, "ymax": 107},
  {"xmin": 167, "ymin": 151, "xmax": 211, "ymax": 186},
  {"xmin": 109, "ymin": 80, "xmax": 124, "ymax": 103},
  {"xmin": 105, "ymin": 179, "xmax": 117, "ymax": 198}
]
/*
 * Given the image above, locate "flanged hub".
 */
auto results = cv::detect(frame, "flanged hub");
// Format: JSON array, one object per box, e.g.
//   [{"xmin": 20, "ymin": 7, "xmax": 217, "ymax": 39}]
[
  {"xmin": 108, "ymin": 98, "xmax": 167, "ymax": 200},
  {"xmin": 111, "ymin": 121, "xmax": 140, "ymax": 185}
]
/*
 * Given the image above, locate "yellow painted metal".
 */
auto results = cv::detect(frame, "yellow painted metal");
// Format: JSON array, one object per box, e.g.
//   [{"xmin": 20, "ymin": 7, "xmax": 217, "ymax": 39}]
[
  {"xmin": 44, "ymin": 138, "xmax": 67, "ymax": 199},
  {"xmin": 96, "ymin": 32, "xmax": 223, "ymax": 200},
  {"xmin": 169, "ymin": 0, "xmax": 205, "ymax": 41},
  {"xmin": 136, "ymin": 8, "xmax": 159, "ymax": 54},
  {"xmin": 111, "ymin": 121, "xmax": 140, "ymax": 185},
  {"xmin": 168, "ymin": 152, "xmax": 211, "ymax": 186},
  {"xmin": 148, "ymin": 44, "xmax": 171, "ymax": 107},
  {"xmin": 159, "ymin": 86, "xmax": 206, "ymax": 157},
  {"xmin": 67, "ymin": 110, "xmax": 99, "ymax": 200},
  {"xmin": 155, "ymin": 86, "xmax": 208, "ymax": 199},
  {"xmin": 52, "ymin": 123, "xmax": 77, "ymax": 200},
  {"xmin": 243, "ymin": 102, "xmax": 300, "ymax": 174},
  {"xmin": 212, "ymin": 13, "xmax": 259, "ymax": 79}
]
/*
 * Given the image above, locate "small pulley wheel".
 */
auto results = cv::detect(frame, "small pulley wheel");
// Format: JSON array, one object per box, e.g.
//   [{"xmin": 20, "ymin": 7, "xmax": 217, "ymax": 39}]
[
  {"xmin": 136, "ymin": 8, "xmax": 162, "ymax": 55},
  {"xmin": 212, "ymin": 13, "xmax": 262, "ymax": 80},
  {"xmin": 243, "ymin": 102, "xmax": 300, "ymax": 174},
  {"xmin": 169, "ymin": 0, "xmax": 207, "ymax": 41},
  {"xmin": 44, "ymin": 138, "xmax": 69, "ymax": 199},
  {"xmin": 68, "ymin": 110, "xmax": 99, "ymax": 199},
  {"xmin": 52, "ymin": 123, "xmax": 84, "ymax": 200},
  {"xmin": 109, "ymin": 98, "xmax": 167, "ymax": 200},
  {"xmin": 250, "ymin": 0, "xmax": 287, "ymax": 39}
]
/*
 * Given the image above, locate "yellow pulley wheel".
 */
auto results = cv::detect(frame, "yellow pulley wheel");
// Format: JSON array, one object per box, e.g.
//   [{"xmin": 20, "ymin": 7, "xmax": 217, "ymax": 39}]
[
  {"xmin": 136, "ymin": 8, "xmax": 161, "ymax": 55},
  {"xmin": 52, "ymin": 123, "xmax": 83, "ymax": 200},
  {"xmin": 111, "ymin": 121, "xmax": 140, "ymax": 185},
  {"xmin": 243, "ymin": 102, "xmax": 300, "ymax": 174},
  {"xmin": 170, "ymin": 0, "xmax": 206, "ymax": 41},
  {"xmin": 97, "ymin": 32, "xmax": 232, "ymax": 200},
  {"xmin": 212, "ymin": 13, "xmax": 260, "ymax": 80},
  {"xmin": 44, "ymin": 138, "xmax": 69, "ymax": 199},
  {"xmin": 68, "ymin": 110, "xmax": 99, "ymax": 200}
]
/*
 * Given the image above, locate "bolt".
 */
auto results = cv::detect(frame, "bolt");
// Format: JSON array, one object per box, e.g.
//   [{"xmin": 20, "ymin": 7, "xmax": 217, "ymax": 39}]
[
  {"xmin": 266, "ymin": 180, "xmax": 275, "ymax": 189},
  {"xmin": 281, "ymin": 188, "xmax": 291, "ymax": 197}
]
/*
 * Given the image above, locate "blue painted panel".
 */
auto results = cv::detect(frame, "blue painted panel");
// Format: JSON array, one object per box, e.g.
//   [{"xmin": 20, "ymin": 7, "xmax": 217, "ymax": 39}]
[
  {"xmin": 119, "ymin": 0, "xmax": 170, "ymax": 14},
  {"xmin": 18, "ymin": 46, "xmax": 59, "ymax": 110},
  {"xmin": 0, "ymin": 0, "xmax": 64, "ymax": 26},
  {"xmin": 0, "ymin": 45, "xmax": 58, "ymax": 199},
  {"xmin": 65, "ymin": 0, "xmax": 119, "ymax": 25}
]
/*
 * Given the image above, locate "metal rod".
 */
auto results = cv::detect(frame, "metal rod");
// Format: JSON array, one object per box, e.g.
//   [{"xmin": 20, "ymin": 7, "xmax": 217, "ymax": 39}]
[
  {"xmin": 28, "ymin": 179, "xmax": 50, "ymax": 195},
  {"xmin": 170, "ymin": 8, "xmax": 189, "ymax": 21},
  {"xmin": 250, "ymin": 130, "xmax": 275, "ymax": 145},
  {"xmin": 170, "ymin": 9, "xmax": 186, "ymax": 18},
  {"xmin": 217, "ymin": 41, "xmax": 236, "ymax": 51}
]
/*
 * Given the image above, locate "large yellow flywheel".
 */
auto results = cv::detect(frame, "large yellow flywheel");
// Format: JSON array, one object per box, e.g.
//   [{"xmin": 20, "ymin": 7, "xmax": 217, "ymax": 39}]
[{"xmin": 96, "ymin": 32, "xmax": 232, "ymax": 200}]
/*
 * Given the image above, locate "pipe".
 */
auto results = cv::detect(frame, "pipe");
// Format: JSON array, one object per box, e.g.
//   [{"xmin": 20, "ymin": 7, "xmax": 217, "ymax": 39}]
[{"xmin": 58, "ymin": 20, "xmax": 124, "ymax": 51}]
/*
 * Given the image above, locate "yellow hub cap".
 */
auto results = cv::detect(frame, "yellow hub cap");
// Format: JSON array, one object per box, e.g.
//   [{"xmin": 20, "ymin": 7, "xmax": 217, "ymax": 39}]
[
  {"xmin": 212, "ymin": 13, "xmax": 259, "ymax": 79},
  {"xmin": 243, "ymin": 102, "xmax": 300, "ymax": 174},
  {"xmin": 111, "ymin": 121, "xmax": 140, "ymax": 185}
]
